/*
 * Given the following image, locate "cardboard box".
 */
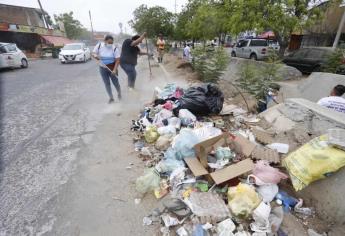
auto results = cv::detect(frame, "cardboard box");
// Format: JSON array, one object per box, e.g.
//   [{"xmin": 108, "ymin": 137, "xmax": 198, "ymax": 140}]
[{"xmin": 184, "ymin": 133, "xmax": 254, "ymax": 185}]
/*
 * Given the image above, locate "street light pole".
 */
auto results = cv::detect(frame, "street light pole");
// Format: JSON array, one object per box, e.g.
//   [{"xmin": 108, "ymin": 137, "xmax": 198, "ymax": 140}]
[
  {"xmin": 333, "ymin": 7, "xmax": 345, "ymax": 49},
  {"xmin": 37, "ymin": 0, "xmax": 48, "ymax": 28},
  {"xmin": 89, "ymin": 10, "xmax": 95, "ymax": 43}
]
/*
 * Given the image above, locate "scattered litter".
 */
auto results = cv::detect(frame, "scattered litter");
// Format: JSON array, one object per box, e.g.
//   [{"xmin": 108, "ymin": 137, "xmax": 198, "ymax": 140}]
[
  {"xmin": 134, "ymin": 198, "xmax": 141, "ymax": 205},
  {"xmin": 202, "ymin": 222, "xmax": 213, "ymax": 230},
  {"xmin": 176, "ymin": 227, "xmax": 188, "ymax": 236},
  {"xmin": 267, "ymin": 143, "xmax": 289, "ymax": 154},
  {"xmin": 144, "ymin": 126, "xmax": 160, "ymax": 143},
  {"xmin": 217, "ymin": 219, "xmax": 236, "ymax": 234},
  {"xmin": 161, "ymin": 214, "xmax": 180, "ymax": 227},
  {"xmin": 112, "ymin": 196, "xmax": 126, "ymax": 202},
  {"xmin": 275, "ymin": 191, "xmax": 298, "ymax": 212},
  {"xmin": 269, "ymin": 206, "xmax": 284, "ymax": 233},
  {"xmin": 252, "ymin": 127, "xmax": 274, "ymax": 145},
  {"xmin": 294, "ymin": 199, "xmax": 314, "ymax": 216},
  {"xmin": 256, "ymin": 184, "xmax": 279, "ymax": 203},
  {"xmin": 250, "ymin": 202, "xmax": 271, "ymax": 233},
  {"xmin": 252, "ymin": 146, "xmax": 280, "ymax": 163},
  {"xmin": 142, "ymin": 216, "xmax": 153, "ymax": 226},
  {"xmin": 327, "ymin": 128, "xmax": 345, "ymax": 150},
  {"xmin": 253, "ymin": 160, "xmax": 288, "ymax": 184}
]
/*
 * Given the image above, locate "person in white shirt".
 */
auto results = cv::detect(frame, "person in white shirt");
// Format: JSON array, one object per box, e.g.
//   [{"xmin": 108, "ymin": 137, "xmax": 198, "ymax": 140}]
[
  {"xmin": 92, "ymin": 35, "xmax": 121, "ymax": 103},
  {"xmin": 317, "ymin": 84, "xmax": 345, "ymax": 114},
  {"xmin": 183, "ymin": 43, "xmax": 191, "ymax": 62}
]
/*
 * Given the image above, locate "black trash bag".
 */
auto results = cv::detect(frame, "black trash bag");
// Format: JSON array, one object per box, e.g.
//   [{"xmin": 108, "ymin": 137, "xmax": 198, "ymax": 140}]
[{"xmin": 177, "ymin": 83, "xmax": 224, "ymax": 116}]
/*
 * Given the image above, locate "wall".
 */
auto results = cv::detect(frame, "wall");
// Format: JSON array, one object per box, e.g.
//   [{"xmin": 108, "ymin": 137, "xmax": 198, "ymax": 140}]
[{"xmin": 0, "ymin": 4, "xmax": 45, "ymax": 27}]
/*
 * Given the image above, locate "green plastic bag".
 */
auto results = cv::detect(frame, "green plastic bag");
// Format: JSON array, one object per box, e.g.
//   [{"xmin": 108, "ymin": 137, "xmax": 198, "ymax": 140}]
[{"xmin": 144, "ymin": 126, "xmax": 160, "ymax": 143}]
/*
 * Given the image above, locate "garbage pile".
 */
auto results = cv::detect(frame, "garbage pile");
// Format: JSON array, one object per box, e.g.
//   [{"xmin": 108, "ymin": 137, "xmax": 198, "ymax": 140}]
[{"xmin": 130, "ymin": 83, "xmax": 345, "ymax": 236}]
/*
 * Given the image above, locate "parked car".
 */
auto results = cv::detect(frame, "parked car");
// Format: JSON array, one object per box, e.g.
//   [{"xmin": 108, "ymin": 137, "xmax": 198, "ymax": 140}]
[
  {"xmin": 59, "ymin": 43, "xmax": 91, "ymax": 64},
  {"xmin": 0, "ymin": 42, "xmax": 28, "ymax": 69},
  {"xmin": 231, "ymin": 39, "xmax": 269, "ymax": 60},
  {"xmin": 282, "ymin": 47, "xmax": 334, "ymax": 74}
]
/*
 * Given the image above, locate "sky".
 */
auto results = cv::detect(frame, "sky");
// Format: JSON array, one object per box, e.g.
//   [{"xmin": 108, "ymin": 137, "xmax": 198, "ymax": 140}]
[{"xmin": 1, "ymin": 0, "xmax": 188, "ymax": 34}]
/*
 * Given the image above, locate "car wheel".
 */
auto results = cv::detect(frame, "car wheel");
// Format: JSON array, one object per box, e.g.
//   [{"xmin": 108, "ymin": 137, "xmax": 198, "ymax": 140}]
[
  {"xmin": 61, "ymin": 61, "xmax": 65, "ymax": 64},
  {"xmin": 313, "ymin": 65, "xmax": 321, "ymax": 72},
  {"xmin": 21, "ymin": 58, "xmax": 28, "ymax": 68},
  {"xmin": 231, "ymin": 52, "xmax": 236, "ymax": 57},
  {"xmin": 250, "ymin": 54, "xmax": 257, "ymax": 60}
]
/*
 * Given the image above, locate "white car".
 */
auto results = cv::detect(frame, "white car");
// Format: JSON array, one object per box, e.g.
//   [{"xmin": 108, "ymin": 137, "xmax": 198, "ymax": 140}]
[
  {"xmin": 231, "ymin": 39, "xmax": 269, "ymax": 60},
  {"xmin": 59, "ymin": 43, "xmax": 91, "ymax": 64},
  {"xmin": 0, "ymin": 42, "xmax": 28, "ymax": 69}
]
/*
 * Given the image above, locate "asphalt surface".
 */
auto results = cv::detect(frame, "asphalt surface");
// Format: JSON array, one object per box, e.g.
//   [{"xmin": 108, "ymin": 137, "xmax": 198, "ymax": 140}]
[{"xmin": 0, "ymin": 58, "xmax": 121, "ymax": 235}]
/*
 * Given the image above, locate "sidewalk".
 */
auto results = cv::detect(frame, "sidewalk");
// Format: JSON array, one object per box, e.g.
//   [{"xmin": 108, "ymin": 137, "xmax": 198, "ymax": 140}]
[{"xmin": 50, "ymin": 59, "xmax": 187, "ymax": 235}]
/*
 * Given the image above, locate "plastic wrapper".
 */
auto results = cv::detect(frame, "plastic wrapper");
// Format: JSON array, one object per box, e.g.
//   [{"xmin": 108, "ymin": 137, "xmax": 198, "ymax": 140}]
[
  {"xmin": 135, "ymin": 168, "xmax": 161, "ymax": 194},
  {"xmin": 256, "ymin": 184, "xmax": 278, "ymax": 203},
  {"xmin": 178, "ymin": 83, "xmax": 224, "ymax": 116},
  {"xmin": 283, "ymin": 135, "xmax": 345, "ymax": 191},
  {"xmin": 172, "ymin": 129, "xmax": 199, "ymax": 160},
  {"xmin": 228, "ymin": 183, "xmax": 261, "ymax": 218},
  {"xmin": 168, "ymin": 117, "xmax": 182, "ymax": 130},
  {"xmin": 215, "ymin": 147, "xmax": 234, "ymax": 160},
  {"xmin": 217, "ymin": 219, "xmax": 236, "ymax": 236},
  {"xmin": 153, "ymin": 109, "xmax": 173, "ymax": 127},
  {"xmin": 156, "ymin": 158, "xmax": 185, "ymax": 173},
  {"xmin": 157, "ymin": 126, "xmax": 176, "ymax": 136},
  {"xmin": 178, "ymin": 109, "xmax": 197, "ymax": 126},
  {"xmin": 155, "ymin": 135, "xmax": 172, "ymax": 151},
  {"xmin": 144, "ymin": 126, "xmax": 160, "ymax": 143},
  {"xmin": 253, "ymin": 160, "xmax": 288, "ymax": 184},
  {"xmin": 192, "ymin": 126, "xmax": 222, "ymax": 142}
]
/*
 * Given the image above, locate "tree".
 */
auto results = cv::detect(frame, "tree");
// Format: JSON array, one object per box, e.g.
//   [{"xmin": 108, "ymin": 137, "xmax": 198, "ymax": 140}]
[
  {"xmin": 224, "ymin": 0, "xmax": 336, "ymax": 57},
  {"xmin": 129, "ymin": 5, "xmax": 174, "ymax": 38},
  {"xmin": 54, "ymin": 12, "xmax": 85, "ymax": 39}
]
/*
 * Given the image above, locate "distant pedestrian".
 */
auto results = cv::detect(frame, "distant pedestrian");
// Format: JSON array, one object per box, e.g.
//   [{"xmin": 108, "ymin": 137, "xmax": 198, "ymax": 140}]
[
  {"xmin": 183, "ymin": 43, "xmax": 191, "ymax": 62},
  {"xmin": 92, "ymin": 35, "xmax": 121, "ymax": 103},
  {"xmin": 156, "ymin": 33, "xmax": 166, "ymax": 63},
  {"xmin": 120, "ymin": 32, "xmax": 147, "ymax": 91},
  {"xmin": 317, "ymin": 84, "xmax": 345, "ymax": 114}
]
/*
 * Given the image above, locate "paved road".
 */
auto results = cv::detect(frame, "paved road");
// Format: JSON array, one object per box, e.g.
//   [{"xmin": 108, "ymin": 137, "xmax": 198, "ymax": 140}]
[{"xmin": 0, "ymin": 59, "xmax": 120, "ymax": 235}]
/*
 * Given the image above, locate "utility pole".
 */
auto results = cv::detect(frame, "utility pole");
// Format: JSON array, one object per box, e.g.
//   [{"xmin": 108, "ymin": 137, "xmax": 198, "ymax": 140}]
[
  {"xmin": 174, "ymin": 0, "xmax": 177, "ymax": 15},
  {"xmin": 333, "ymin": 9, "xmax": 345, "ymax": 49},
  {"xmin": 89, "ymin": 10, "xmax": 95, "ymax": 43},
  {"xmin": 37, "ymin": 0, "xmax": 48, "ymax": 28}
]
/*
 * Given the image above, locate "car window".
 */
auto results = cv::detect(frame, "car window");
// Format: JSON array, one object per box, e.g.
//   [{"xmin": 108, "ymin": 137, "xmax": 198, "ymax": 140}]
[
  {"xmin": 0, "ymin": 45, "xmax": 7, "ymax": 53},
  {"xmin": 237, "ymin": 40, "xmax": 248, "ymax": 48},
  {"xmin": 292, "ymin": 49, "xmax": 308, "ymax": 58},
  {"xmin": 7, "ymin": 44, "xmax": 17, "ymax": 52},
  {"xmin": 250, "ymin": 40, "xmax": 268, "ymax": 47},
  {"xmin": 306, "ymin": 49, "xmax": 323, "ymax": 58}
]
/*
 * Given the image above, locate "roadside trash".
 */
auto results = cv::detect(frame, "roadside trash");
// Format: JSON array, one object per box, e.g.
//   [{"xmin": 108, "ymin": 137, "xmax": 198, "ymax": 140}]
[
  {"xmin": 163, "ymin": 101, "xmax": 174, "ymax": 110},
  {"xmin": 134, "ymin": 198, "xmax": 141, "ymax": 205},
  {"xmin": 161, "ymin": 214, "xmax": 180, "ymax": 227},
  {"xmin": 157, "ymin": 125, "xmax": 176, "ymax": 136},
  {"xmin": 252, "ymin": 146, "xmax": 280, "ymax": 164},
  {"xmin": 269, "ymin": 206, "xmax": 284, "ymax": 233},
  {"xmin": 327, "ymin": 128, "xmax": 345, "ymax": 150},
  {"xmin": 214, "ymin": 118, "xmax": 225, "ymax": 128},
  {"xmin": 154, "ymin": 179, "xmax": 169, "ymax": 199},
  {"xmin": 177, "ymin": 227, "xmax": 188, "ymax": 236},
  {"xmin": 267, "ymin": 143, "xmax": 289, "ymax": 154},
  {"xmin": 283, "ymin": 135, "xmax": 345, "ymax": 191},
  {"xmin": 217, "ymin": 219, "xmax": 236, "ymax": 235},
  {"xmin": 202, "ymin": 222, "xmax": 213, "ymax": 230},
  {"xmin": 185, "ymin": 192, "xmax": 231, "ymax": 220},
  {"xmin": 163, "ymin": 198, "xmax": 192, "ymax": 218},
  {"xmin": 144, "ymin": 126, "xmax": 160, "ymax": 143},
  {"xmin": 143, "ymin": 216, "xmax": 153, "ymax": 226},
  {"xmin": 178, "ymin": 83, "xmax": 224, "ymax": 116},
  {"xmin": 172, "ymin": 129, "xmax": 199, "ymax": 160},
  {"xmin": 193, "ymin": 224, "xmax": 206, "ymax": 236},
  {"xmin": 168, "ymin": 117, "xmax": 182, "ymax": 130},
  {"xmin": 275, "ymin": 191, "xmax": 298, "ymax": 212},
  {"xmin": 294, "ymin": 199, "xmax": 314, "ymax": 216},
  {"xmin": 256, "ymin": 184, "xmax": 279, "ymax": 203},
  {"xmin": 195, "ymin": 182, "xmax": 208, "ymax": 192},
  {"xmin": 134, "ymin": 140, "xmax": 145, "ymax": 151},
  {"xmin": 192, "ymin": 126, "xmax": 222, "ymax": 142},
  {"xmin": 169, "ymin": 167, "xmax": 187, "ymax": 191},
  {"xmin": 156, "ymin": 158, "xmax": 185, "ymax": 173},
  {"xmin": 250, "ymin": 202, "xmax": 271, "ymax": 233},
  {"xmin": 136, "ymin": 168, "xmax": 161, "ymax": 194},
  {"xmin": 153, "ymin": 109, "xmax": 173, "ymax": 127},
  {"xmin": 140, "ymin": 147, "xmax": 152, "ymax": 157},
  {"xmin": 253, "ymin": 160, "xmax": 288, "ymax": 184},
  {"xmin": 307, "ymin": 229, "xmax": 327, "ymax": 236},
  {"xmin": 215, "ymin": 147, "xmax": 234, "ymax": 160},
  {"xmin": 228, "ymin": 183, "xmax": 261, "ymax": 218},
  {"xmin": 179, "ymin": 109, "xmax": 197, "ymax": 126},
  {"xmin": 155, "ymin": 135, "xmax": 172, "ymax": 151}
]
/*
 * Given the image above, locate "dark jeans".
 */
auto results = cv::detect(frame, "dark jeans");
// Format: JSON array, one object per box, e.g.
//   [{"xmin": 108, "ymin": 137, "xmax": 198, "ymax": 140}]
[
  {"xmin": 99, "ymin": 66, "xmax": 121, "ymax": 99},
  {"xmin": 120, "ymin": 63, "xmax": 137, "ymax": 88}
]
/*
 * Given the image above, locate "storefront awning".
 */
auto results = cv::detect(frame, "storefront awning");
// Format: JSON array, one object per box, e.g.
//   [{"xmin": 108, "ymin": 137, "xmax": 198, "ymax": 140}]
[{"xmin": 41, "ymin": 35, "xmax": 73, "ymax": 47}]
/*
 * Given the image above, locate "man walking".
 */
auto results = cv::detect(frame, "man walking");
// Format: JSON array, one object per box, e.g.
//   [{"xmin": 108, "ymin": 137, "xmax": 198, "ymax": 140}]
[
  {"xmin": 156, "ymin": 33, "xmax": 165, "ymax": 63},
  {"xmin": 120, "ymin": 32, "xmax": 147, "ymax": 91},
  {"xmin": 93, "ymin": 35, "xmax": 121, "ymax": 103}
]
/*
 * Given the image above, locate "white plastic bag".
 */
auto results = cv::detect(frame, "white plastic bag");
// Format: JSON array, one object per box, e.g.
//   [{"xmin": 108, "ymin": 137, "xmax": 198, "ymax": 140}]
[{"xmin": 179, "ymin": 109, "xmax": 196, "ymax": 126}]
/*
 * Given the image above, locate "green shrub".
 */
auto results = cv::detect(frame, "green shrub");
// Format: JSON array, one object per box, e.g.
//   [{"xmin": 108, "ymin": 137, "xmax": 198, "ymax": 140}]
[
  {"xmin": 322, "ymin": 49, "xmax": 345, "ymax": 74},
  {"xmin": 235, "ymin": 50, "xmax": 282, "ymax": 100},
  {"xmin": 191, "ymin": 46, "xmax": 229, "ymax": 82}
]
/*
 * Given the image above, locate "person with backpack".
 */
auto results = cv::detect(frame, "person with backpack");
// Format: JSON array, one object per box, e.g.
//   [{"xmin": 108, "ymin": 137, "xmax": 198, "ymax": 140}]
[
  {"xmin": 120, "ymin": 32, "xmax": 147, "ymax": 91},
  {"xmin": 92, "ymin": 35, "xmax": 121, "ymax": 103}
]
